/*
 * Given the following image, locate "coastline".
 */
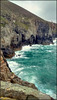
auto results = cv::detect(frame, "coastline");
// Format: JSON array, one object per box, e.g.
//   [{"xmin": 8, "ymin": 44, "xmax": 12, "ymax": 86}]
[
  {"xmin": 6, "ymin": 38, "xmax": 56, "ymax": 99},
  {"xmin": 0, "ymin": 50, "xmax": 55, "ymax": 100}
]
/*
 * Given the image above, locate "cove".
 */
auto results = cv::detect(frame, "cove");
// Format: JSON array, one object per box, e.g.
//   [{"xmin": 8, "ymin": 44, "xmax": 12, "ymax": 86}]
[{"xmin": 7, "ymin": 39, "xmax": 57, "ymax": 99}]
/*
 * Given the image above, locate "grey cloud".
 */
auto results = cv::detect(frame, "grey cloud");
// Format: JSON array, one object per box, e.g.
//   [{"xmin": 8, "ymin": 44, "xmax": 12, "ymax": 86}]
[{"xmin": 10, "ymin": 0, "xmax": 56, "ymax": 23}]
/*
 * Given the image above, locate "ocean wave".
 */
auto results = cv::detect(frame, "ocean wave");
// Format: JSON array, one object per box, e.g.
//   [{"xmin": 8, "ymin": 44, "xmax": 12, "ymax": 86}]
[
  {"xmin": 30, "ymin": 76, "xmax": 37, "ymax": 83},
  {"xmin": 12, "ymin": 54, "xmax": 28, "ymax": 59},
  {"xmin": 12, "ymin": 51, "xmax": 28, "ymax": 59},
  {"xmin": 24, "ymin": 75, "xmax": 37, "ymax": 84},
  {"xmin": 7, "ymin": 61, "xmax": 20, "ymax": 72},
  {"xmin": 37, "ymin": 82, "xmax": 56, "ymax": 99},
  {"xmin": 46, "ymin": 50, "xmax": 52, "ymax": 53},
  {"xmin": 36, "ymin": 83, "xmax": 56, "ymax": 99},
  {"xmin": 22, "ymin": 45, "xmax": 31, "ymax": 51},
  {"xmin": 15, "ymin": 68, "xmax": 24, "ymax": 72},
  {"xmin": 45, "ymin": 89, "xmax": 56, "ymax": 99},
  {"xmin": 7, "ymin": 61, "xmax": 19, "ymax": 67}
]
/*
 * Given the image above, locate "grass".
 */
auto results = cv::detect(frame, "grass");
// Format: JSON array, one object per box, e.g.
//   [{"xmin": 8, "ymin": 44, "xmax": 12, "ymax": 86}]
[
  {"xmin": 15, "ymin": 17, "xmax": 30, "ymax": 30},
  {"xmin": 0, "ymin": 16, "xmax": 8, "ymax": 27}
]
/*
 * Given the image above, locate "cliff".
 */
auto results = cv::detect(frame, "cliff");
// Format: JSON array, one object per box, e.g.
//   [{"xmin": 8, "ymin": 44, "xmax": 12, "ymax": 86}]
[
  {"xmin": 0, "ymin": 0, "xmax": 56, "ymax": 99},
  {"xmin": 1, "ymin": 0, "xmax": 57, "ymax": 57},
  {"xmin": 0, "ymin": 50, "xmax": 54, "ymax": 100}
]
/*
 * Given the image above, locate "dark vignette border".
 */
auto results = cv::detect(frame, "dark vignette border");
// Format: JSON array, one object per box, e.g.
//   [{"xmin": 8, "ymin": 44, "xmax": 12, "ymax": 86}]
[
  {"xmin": 0, "ymin": 0, "xmax": 1, "ymax": 97},
  {"xmin": 56, "ymin": 0, "xmax": 57, "ymax": 100},
  {"xmin": 0, "ymin": 0, "xmax": 57, "ymax": 100}
]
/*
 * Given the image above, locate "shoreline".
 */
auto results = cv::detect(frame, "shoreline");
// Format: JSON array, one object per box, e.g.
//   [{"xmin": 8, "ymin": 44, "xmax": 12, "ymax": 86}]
[
  {"xmin": 0, "ymin": 44, "xmax": 54, "ymax": 100},
  {"xmin": 4, "ymin": 38, "xmax": 57, "ymax": 59}
]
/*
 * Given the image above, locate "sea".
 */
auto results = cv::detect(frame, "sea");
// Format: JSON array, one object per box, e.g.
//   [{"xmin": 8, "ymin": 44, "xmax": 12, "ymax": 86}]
[{"xmin": 7, "ymin": 39, "xmax": 57, "ymax": 99}]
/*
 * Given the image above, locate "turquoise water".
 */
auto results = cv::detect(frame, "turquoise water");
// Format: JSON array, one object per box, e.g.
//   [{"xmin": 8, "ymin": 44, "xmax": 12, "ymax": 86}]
[{"xmin": 7, "ymin": 39, "xmax": 56, "ymax": 99}]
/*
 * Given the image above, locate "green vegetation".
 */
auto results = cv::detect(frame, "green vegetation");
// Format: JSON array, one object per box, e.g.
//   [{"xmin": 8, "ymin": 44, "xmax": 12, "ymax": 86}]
[
  {"xmin": 0, "ymin": 16, "xmax": 8, "ymax": 27},
  {"xmin": 15, "ymin": 20, "xmax": 30, "ymax": 30}
]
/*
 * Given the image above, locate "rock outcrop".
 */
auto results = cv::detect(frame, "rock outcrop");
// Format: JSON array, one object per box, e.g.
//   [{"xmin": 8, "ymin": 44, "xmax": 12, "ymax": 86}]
[
  {"xmin": 1, "ymin": 0, "xmax": 57, "ymax": 57},
  {"xmin": 0, "ymin": 81, "xmax": 54, "ymax": 100}
]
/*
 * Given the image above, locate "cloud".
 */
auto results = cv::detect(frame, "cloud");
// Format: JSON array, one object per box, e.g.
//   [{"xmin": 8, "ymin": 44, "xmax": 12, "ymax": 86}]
[{"xmin": 9, "ymin": 0, "xmax": 56, "ymax": 23}]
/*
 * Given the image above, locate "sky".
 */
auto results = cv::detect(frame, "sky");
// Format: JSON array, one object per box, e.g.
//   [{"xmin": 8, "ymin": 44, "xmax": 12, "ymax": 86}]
[{"xmin": 9, "ymin": 0, "xmax": 56, "ymax": 23}]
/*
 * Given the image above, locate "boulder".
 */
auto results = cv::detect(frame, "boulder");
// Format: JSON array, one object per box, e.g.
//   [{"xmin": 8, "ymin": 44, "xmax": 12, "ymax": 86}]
[{"xmin": 0, "ymin": 81, "xmax": 54, "ymax": 100}]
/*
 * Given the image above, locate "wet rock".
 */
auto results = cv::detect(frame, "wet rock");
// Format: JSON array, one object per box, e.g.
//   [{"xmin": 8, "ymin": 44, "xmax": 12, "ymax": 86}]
[{"xmin": 2, "ymin": 47, "xmax": 15, "ymax": 58}]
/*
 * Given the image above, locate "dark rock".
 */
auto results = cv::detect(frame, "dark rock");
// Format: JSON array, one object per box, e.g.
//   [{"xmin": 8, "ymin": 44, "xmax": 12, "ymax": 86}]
[
  {"xmin": 2, "ymin": 47, "xmax": 15, "ymax": 58},
  {"xmin": 29, "ymin": 35, "xmax": 36, "ymax": 44},
  {"xmin": 18, "ymin": 54, "xmax": 21, "ymax": 56},
  {"xmin": 22, "ymin": 34, "xmax": 26, "ymax": 42},
  {"xmin": 37, "ymin": 22, "xmax": 49, "ymax": 34},
  {"xmin": 26, "ymin": 95, "xmax": 39, "ymax": 100},
  {"xmin": 14, "ymin": 26, "xmax": 20, "ymax": 34}
]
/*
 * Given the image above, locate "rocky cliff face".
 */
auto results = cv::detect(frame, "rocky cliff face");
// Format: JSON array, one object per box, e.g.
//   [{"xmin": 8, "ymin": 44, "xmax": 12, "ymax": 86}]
[
  {"xmin": 1, "ymin": 0, "xmax": 57, "ymax": 57},
  {"xmin": 0, "ymin": 50, "xmax": 54, "ymax": 100}
]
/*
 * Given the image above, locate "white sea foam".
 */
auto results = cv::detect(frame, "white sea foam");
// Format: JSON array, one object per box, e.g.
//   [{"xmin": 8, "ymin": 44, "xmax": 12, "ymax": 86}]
[
  {"xmin": 47, "ymin": 50, "xmax": 52, "ymax": 52},
  {"xmin": 45, "ymin": 89, "xmax": 56, "ymax": 99},
  {"xmin": 16, "ymin": 68, "xmax": 24, "ymax": 72},
  {"xmin": 19, "ymin": 72, "xmax": 23, "ymax": 76},
  {"xmin": 12, "ymin": 51, "xmax": 28, "ymax": 59},
  {"xmin": 7, "ymin": 61, "xmax": 19, "ymax": 72},
  {"xmin": 37, "ymin": 84, "xmax": 56, "ymax": 99},
  {"xmin": 12, "ymin": 54, "xmax": 27, "ymax": 59},
  {"xmin": 53, "ymin": 38, "xmax": 57, "ymax": 43},
  {"xmin": 7, "ymin": 61, "xmax": 19, "ymax": 67},
  {"xmin": 27, "ymin": 76, "xmax": 37, "ymax": 83},
  {"xmin": 53, "ymin": 38, "xmax": 57, "ymax": 46},
  {"xmin": 21, "ymin": 45, "xmax": 31, "ymax": 51},
  {"xmin": 32, "ymin": 44, "xmax": 41, "ymax": 49}
]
